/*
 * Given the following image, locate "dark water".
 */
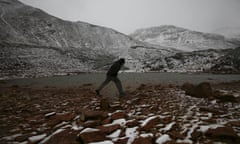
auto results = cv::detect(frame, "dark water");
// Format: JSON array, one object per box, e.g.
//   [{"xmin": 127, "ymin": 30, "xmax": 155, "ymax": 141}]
[{"xmin": 2, "ymin": 72, "xmax": 240, "ymax": 88}]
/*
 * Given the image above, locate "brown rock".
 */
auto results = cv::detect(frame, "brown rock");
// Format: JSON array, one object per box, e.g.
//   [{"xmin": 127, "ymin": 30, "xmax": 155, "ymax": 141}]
[
  {"xmin": 15, "ymin": 133, "xmax": 33, "ymax": 142},
  {"xmin": 100, "ymin": 98, "xmax": 110, "ymax": 110},
  {"xmin": 83, "ymin": 120, "xmax": 101, "ymax": 128},
  {"xmin": 215, "ymin": 94, "xmax": 238, "ymax": 103},
  {"xmin": 199, "ymin": 107, "xmax": 226, "ymax": 115},
  {"xmin": 102, "ymin": 117, "xmax": 112, "ymax": 125},
  {"xmin": 181, "ymin": 82, "xmax": 195, "ymax": 95},
  {"xmin": 205, "ymin": 126, "xmax": 238, "ymax": 140},
  {"xmin": 137, "ymin": 84, "xmax": 147, "ymax": 90},
  {"xmin": 132, "ymin": 136, "xmax": 152, "ymax": 144},
  {"xmin": 194, "ymin": 82, "xmax": 213, "ymax": 98},
  {"xmin": 78, "ymin": 130, "xmax": 106, "ymax": 143},
  {"xmin": 44, "ymin": 129, "xmax": 78, "ymax": 144},
  {"xmin": 111, "ymin": 111, "xmax": 126, "ymax": 120},
  {"xmin": 97, "ymin": 124, "xmax": 121, "ymax": 134},
  {"xmin": 126, "ymin": 119, "xmax": 139, "ymax": 127},
  {"xmin": 80, "ymin": 110, "xmax": 108, "ymax": 121},
  {"xmin": 228, "ymin": 121, "xmax": 240, "ymax": 127},
  {"xmin": 191, "ymin": 130, "xmax": 202, "ymax": 141},
  {"xmin": 47, "ymin": 113, "xmax": 75, "ymax": 127},
  {"xmin": 169, "ymin": 131, "xmax": 185, "ymax": 140},
  {"xmin": 114, "ymin": 137, "xmax": 129, "ymax": 144},
  {"xmin": 141, "ymin": 116, "xmax": 160, "ymax": 131},
  {"xmin": 162, "ymin": 116, "xmax": 172, "ymax": 124},
  {"xmin": 182, "ymin": 82, "xmax": 213, "ymax": 98}
]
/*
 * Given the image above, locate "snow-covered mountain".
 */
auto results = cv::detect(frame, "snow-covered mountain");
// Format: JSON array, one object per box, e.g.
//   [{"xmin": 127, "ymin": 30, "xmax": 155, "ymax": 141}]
[
  {"xmin": 213, "ymin": 27, "xmax": 240, "ymax": 39},
  {"xmin": 130, "ymin": 25, "xmax": 239, "ymax": 52},
  {"xmin": 0, "ymin": 0, "xmax": 177, "ymax": 78},
  {"xmin": 213, "ymin": 27, "xmax": 240, "ymax": 47}
]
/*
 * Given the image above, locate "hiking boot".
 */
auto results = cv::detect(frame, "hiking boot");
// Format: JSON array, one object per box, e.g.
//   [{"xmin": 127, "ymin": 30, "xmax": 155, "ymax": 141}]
[
  {"xmin": 120, "ymin": 92, "xmax": 126, "ymax": 97},
  {"xmin": 96, "ymin": 90, "xmax": 101, "ymax": 96}
]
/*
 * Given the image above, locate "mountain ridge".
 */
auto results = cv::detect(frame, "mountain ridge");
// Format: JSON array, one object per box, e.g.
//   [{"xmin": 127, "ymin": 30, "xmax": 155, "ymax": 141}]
[{"xmin": 130, "ymin": 25, "xmax": 239, "ymax": 52}]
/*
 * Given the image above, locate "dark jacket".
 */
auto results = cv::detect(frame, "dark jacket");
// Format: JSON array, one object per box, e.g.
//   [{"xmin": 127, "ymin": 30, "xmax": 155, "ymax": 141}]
[{"xmin": 107, "ymin": 60, "xmax": 123, "ymax": 76}]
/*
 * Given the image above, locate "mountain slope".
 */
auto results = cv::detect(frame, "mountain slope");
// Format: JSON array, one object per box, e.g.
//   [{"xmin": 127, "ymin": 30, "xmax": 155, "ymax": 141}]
[
  {"xmin": 210, "ymin": 47, "xmax": 240, "ymax": 73},
  {"xmin": 0, "ymin": 0, "xmax": 178, "ymax": 79},
  {"xmin": 130, "ymin": 25, "xmax": 238, "ymax": 51}
]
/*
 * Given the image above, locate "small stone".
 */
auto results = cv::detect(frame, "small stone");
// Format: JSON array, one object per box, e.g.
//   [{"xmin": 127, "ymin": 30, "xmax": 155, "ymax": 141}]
[
  {"xmin": 78, "ymin": 130, "xmax": 106, "ymax": 143},
  {"xmin": 126, "ymin": 119, "xmax": 139, "ymax": 127},
  {"xmin": 132, "ymin": 136, "xmax": 152, "ymax": 144},
  {"xmin": 97, "ymin": 124, "xmax": 121, "ymax": 134},
  {"xmin": 111, "ymin": 111, "xmax": 126, "ymax": 120},
  {"xmin": 205, "ymin": 126, "xmax": 238, "ymax": 140},
  {"xmin": 141, "ymin": 116, "xmax": 160, "ymax": 131},
  {"xmin": 169, "ymin": 131, "xmax": 185, "ymax": 140},
  {"xmin": 83, "ymin": 120, "xmax": 101, "ymax": 128},
  {"xmin": 44, "ymin": 129, "xmax": 78, "ymax": 144}
]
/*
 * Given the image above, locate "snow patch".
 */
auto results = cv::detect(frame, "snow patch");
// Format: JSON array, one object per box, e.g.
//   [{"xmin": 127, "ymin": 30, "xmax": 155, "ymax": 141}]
[
  {"xmin": 112, "ymin": 118, "xmax": 126, "ymax": 127},
  {"xmin": 140, "ymin": 133, "xmax": 153, "ymax": 138},
  {"xmin": 80, "ymin": 128, "xmax": 99, "ymax": 134},
  {"xmin": 28, "ymin": 133, "xmax": 47, "ymax": 143},
  {"xmin": 107, "ymin": 129, "xmax": 121, "ymax": 139},
  {"xmin": 199, "ymin": 124, "xmax": 224, "ymax": 133},
  {"xmin": 39, "ymin": 129, "xmax": 65, "ymax": 144},
  {"xmin": 125, "ymin": 127, "xmax": 139, "ymax": 144},
  {"xmin": 141, "ymin": 115, "xmax": 159, "ymax": 127},
  {"xmin": 72, "ymin": 121, "xmax": 84, "ymax": 131},
  {"xmin": 89, "ymin": 140, "xmax": 113, "ymax": 144},
  {"xmin": 160, "ymin": 122, "xmax": 175, "ymax": 132},
  {"xmin": 44, "ymin": 112, "xmax": 56, "ymax": 117},
  {"xmin": 156, "ymin": 134, "xmax": 171, "ymax": 144}
]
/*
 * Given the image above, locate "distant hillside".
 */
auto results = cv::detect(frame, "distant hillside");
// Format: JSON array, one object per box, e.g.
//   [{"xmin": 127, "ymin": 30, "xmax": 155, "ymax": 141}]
[
  {"xmin": 130, "ymin": 25, "xmax": 239, "ymax": 51},
  {"xmin": 213, "ymin": 27, "xmax": 240, "ymax": 39},
  {"xmin": 210, "ymin": 47, "xmax": 240, "ymax": 73},
  {"xmin": 0, "ymin": 0, "xmax": 176, "ymax": 79}
]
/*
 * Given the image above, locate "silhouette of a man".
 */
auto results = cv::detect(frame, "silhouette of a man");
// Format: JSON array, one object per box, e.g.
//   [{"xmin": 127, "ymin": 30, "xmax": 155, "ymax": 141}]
[{"xmin": 96, "ymin": 58, "xmax": 125, "ymax": 96}]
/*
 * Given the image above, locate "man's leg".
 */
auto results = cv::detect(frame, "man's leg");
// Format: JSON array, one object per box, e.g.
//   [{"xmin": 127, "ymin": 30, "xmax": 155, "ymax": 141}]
[
  {"xmin": 112, "ymin": 77, "xmax": 125, "ymax": 96},
  {"xmin": 96, "ymin": 76, "xmax": 111, "ymax": 95}
]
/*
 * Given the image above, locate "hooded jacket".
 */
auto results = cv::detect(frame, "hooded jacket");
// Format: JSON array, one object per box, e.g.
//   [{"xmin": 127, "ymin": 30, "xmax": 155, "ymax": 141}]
[{"xmin": 106, "ymin": 59, "xmax": 125, "ymax": 76}]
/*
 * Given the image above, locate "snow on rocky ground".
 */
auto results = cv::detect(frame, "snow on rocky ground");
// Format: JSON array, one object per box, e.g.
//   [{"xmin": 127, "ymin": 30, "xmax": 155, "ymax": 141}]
[{"xmin": 0, "ymin": 81, "xmax": 240, "ymax": 144}]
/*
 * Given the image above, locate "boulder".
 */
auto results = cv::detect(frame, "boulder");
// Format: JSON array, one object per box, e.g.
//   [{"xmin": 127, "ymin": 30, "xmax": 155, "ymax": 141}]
[
  {"xmin": 126, "ymin": 119, "xmax": 139, "ymax": 127},
  {"xmin": 79, "ymin": 110, "xmax": 108, "ymax": 121},
  {"xmin": 83, "ymin": 120, "xmax": 101, "ymax": 128},
  {"xmin": 47, "ymin": 113, "xmax": 75, "ymax": 127},
  {"xmin": 97, "ymin": 124, "xmax": 121, "ymax": 134},
  {"xmin": 169, "ymin": 131, "xmax": 185, "ymax": 140},
  {"xmin": 194, "ymin": 82, "xmax": 213, "ymax": 98},
  {"xmin": 205, "ymin": 126, "xmax": 238, "ymax": 140},
  {"xmin": 114, "ymin": 137, "xmax": 129, "ymax": 144},
  {"xmin": 111, "ymin": 111, "xmax": 126, "ymax": 120},
  {"xmin": 228, "ymin": 121, "xmax": 240, "ymax": 127},
  {"xmin": 141, "ymin": 116, "xmax": 160, "ymax": 131},
  {"xmin": 43, "ymin": 129, "xmax": 78, "ymax": 144},
  {"xmin": 78, "ymin": 129, "xmax": 106, "ymax": 143},
  {"xmin": 182, "ymin": 82, "xmax": 213, "ymax": 98},
  {"xmin": 191, "ymin": 130, "xmax": 202, "ymax": 141},
  {"xmin": 132, "ymin": 136, "xmax": 152, "ymax": 144}
]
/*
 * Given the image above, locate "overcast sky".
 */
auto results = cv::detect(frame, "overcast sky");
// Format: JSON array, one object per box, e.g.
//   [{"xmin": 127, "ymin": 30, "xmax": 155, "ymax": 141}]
[{"xmin": 19, "ymin": 0, "xmax": 240, "ymax": 34}]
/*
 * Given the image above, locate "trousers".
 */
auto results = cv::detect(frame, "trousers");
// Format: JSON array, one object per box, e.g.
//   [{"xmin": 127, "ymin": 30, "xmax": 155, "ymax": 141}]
[{"xmin": 97, "ymin": 76, "xmax": 124, "ymax": 95}]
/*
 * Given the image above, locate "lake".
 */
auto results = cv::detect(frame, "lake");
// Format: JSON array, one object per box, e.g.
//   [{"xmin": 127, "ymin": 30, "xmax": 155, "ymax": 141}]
[{"xmin": 2, "ymin": 72, "xmax": 240, "ymax": 88}]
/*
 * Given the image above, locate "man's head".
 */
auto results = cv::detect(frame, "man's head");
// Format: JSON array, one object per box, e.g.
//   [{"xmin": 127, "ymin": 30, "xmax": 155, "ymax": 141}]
[{"xmin": 119, "ymin": 58, "xmax": 125, "ymax": 65}]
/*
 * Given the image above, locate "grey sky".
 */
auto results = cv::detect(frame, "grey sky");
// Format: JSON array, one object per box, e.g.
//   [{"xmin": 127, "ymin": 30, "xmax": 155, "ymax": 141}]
[{"xmin": 19, "ymin": 0, "xmax": 240, "ymax": 34}]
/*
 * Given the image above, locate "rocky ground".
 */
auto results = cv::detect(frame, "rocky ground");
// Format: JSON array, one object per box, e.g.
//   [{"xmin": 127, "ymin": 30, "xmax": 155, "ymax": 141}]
[{"xmin": 0, "ymin": 80, "xmax": 240, "ymax": 144}]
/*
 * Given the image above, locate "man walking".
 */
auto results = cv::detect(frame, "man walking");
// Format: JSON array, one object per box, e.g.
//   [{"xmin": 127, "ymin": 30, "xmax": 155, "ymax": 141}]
[{"xmin": 96, "ymin": 58, "xmax": 125, "ymax": 97}]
